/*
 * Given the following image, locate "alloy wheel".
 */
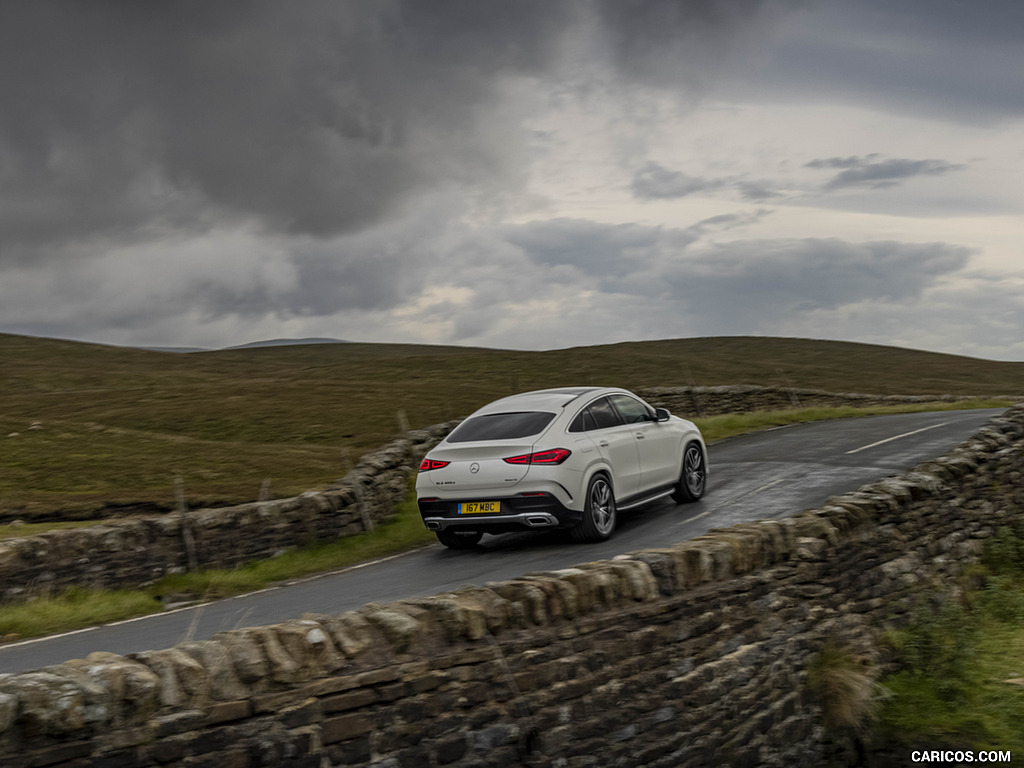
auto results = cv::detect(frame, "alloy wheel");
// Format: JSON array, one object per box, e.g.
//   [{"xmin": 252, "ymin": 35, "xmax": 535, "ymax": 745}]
[
  {"xmin": 684, "ymin": 444, "xmax": 706, "ymax": 497},
  {"xmin": 590, "ymin": 477, "xmax": 615, "ymax": 535}
]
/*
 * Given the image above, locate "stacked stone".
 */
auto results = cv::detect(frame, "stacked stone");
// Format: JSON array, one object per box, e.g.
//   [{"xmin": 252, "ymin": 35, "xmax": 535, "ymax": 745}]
[
  {"xmin": 1, "ymin": 405, "xmax": 1022, "ymax": 767},
  {"xmin": 638, "ymin": 384, "xmax": 996, "ymax": 417},
  {"xmin": 0, "ymin": 421, "xmax": 459, "ymax": 604}
]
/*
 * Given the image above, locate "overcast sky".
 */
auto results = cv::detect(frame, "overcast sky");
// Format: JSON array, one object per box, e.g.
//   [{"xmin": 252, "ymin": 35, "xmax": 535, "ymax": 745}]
[{"xmin": 2, "ymin": 0, "xmax": 1022, "ymax": 359}]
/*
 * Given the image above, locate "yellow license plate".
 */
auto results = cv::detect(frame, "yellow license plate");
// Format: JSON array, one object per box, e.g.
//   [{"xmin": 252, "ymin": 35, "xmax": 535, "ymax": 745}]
[{"xmin": 458, "ymin": 501, "xmax": 501, "ymax": 515}]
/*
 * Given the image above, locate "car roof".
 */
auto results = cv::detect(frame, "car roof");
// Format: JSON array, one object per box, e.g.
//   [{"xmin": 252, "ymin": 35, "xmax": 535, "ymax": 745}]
[{"xmin": 471, "ymin": 387, "xmax": 631, "ymax": 416}]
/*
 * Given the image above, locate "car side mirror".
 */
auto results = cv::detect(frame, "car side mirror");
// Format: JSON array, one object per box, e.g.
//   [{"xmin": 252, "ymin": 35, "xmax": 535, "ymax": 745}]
[{"xmin": 653, "ymin": 407, "xmax": 670, "ymax": 422}]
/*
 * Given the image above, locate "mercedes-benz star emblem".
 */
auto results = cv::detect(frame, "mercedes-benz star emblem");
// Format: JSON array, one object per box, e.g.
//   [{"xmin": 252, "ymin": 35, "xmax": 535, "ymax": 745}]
[{"xmin": 470, "ymin": 462, "xmax": 480, "ymax": 474}]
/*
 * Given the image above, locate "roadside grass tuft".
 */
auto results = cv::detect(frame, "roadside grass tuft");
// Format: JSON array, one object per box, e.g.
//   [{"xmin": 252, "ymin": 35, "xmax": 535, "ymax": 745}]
[
  {"xmin": 0, "ymin": 586, "xmax": 162, "ymax": 642},
  {"xmin": 807, "ymin": 640, "xmax": 885, "ymax": 732}
]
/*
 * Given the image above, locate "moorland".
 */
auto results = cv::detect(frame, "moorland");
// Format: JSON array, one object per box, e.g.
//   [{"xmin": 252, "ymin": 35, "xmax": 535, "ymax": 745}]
[{"xmin": 3, "ymin": 332, "xmax": 1023, "ymax": 522}]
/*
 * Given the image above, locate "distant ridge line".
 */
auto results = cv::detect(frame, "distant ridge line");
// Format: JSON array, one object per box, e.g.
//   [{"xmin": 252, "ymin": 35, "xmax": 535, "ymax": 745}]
[{"xmin": 222, "ymin": 337, "xmax": 352, "ymax": 350}]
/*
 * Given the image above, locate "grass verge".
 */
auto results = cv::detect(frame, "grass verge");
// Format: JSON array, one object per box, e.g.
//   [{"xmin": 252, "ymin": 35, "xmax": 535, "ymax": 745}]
[
  {"xmin": 875, "ymin": 524, "xmax": 1024, "ymax": 753},
  {"xmin": 153, "ymin": 490, "xmax": 437, "ymax": 601},
  {"xmin": 0, "ymin": 587, "xmax": 164, "ymax": 643},
  {"xmin": 0, "ymin": 519, "xmax": 109, "ymax": 541},
  {"xmin": 0, "ymin": 489, "xmax": 436, "ymax": 642},
  {"xmin": 0, "ymin": 401, "xmax": 1013, "ymax": 643},
  {"xmin": 691, "ymin": 399, "xmax": 1012, "ymax": 444}
]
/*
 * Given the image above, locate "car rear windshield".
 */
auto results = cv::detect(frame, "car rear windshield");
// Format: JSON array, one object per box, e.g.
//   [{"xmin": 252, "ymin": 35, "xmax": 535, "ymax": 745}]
[{"xmin": 446, "ymin": 411, "xmax": 556, "ymax": 442}]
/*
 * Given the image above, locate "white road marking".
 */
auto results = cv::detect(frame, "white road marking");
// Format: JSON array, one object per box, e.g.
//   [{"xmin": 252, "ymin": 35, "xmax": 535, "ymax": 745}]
[{"xmin": 844, "ymin": 421, "xmax": 949, "ymax": 455}]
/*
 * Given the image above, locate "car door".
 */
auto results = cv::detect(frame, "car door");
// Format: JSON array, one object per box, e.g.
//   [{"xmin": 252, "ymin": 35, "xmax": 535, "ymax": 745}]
[
  {"xmin": 583, "ymin": 396, "xmax": 641, "ymax": 499},
  {"xmin": 608, "ymin": 394, "xmax": 679, "ymax": 492}
]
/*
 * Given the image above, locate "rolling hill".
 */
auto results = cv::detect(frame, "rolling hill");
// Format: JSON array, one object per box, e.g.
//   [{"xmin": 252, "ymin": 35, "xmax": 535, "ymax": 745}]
[{"xmin": 2, "ymin": 333, "xmax": 1022, "ymax": 520}]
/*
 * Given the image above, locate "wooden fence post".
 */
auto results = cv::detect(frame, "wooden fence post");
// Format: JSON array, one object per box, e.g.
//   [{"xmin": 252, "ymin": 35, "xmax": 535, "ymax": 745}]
[
  {"xmin": 174, "ymin": 476, "xmax": 199, "ymax": 572},
  {"xmin": 342, "ymin": 448, "xmax": 374, "ymax": 533}
]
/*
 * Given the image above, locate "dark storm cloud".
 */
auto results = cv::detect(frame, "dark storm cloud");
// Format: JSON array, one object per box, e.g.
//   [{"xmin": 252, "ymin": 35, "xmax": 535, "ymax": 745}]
[
  {"xmin": 759, "ymin": 0, "xmax": 1024, "ymax": 121},
  {"xmin": 854, "ymin": 0, "xmax": 1024, "ymax": 47},
  {"xmin": 806, "ymin": 156, "xmax": 966, "ymax": 191},
  {"xmin": 6, "ymin": 0, "xmax": 1008, "ymax": 354},
  {"xmin": 504, "ymin": 212, "xmax": 774, "ymax": 283},
  {"xmin": 504, "ymin": 218, "xmax": 682, "ymax": 279},
  {"xmin": 507, "ymin": 216, "xmax": 971, "ymax": 331},
  {"xmin": 667, "ymin": 238, "xmax": 973, "ymax": 337},
  {"xmin": 505, "ymin": 213, "xmax": 776, "ymax": 277},
  {"xmin": 0, "ymin": 0, "xmax": 577, "ymax": 260},
  {"xmin": 591, "ymin": 0, "xmax": 800, "ymax": 88},
  {"xmin": 0, "ymin": 0, "xmax": 794, "ymax": 268},
  {"xmin": 668, "ymin": 239, "xmax": 970, "ymax": 316},
  {"xmin": 192, "ymin": 239, "xmax": 409, "ymax": 321}
]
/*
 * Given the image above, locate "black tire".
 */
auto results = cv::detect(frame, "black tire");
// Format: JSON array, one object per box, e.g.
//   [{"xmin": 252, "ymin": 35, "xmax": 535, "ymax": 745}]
[
  {"xmin": 570, "ymin": 474, "xmax": 617, "ymax": 542},
  {"xmin": 436, "ymin": 529, "xmax": 484, "ymax": 549},
  {"xmin": 672, "ymin": 441, "xmax": 707, "ymax": 503}
]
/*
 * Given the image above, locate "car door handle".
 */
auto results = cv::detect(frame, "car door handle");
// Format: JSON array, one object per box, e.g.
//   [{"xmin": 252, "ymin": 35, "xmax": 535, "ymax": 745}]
[
  {"xmin": 635, "ymin": 432, "xmax": 645, "ymax": 439},
  {"xmin": 598, "ymin": 440, "xmax": 609, "ymax": 447}
]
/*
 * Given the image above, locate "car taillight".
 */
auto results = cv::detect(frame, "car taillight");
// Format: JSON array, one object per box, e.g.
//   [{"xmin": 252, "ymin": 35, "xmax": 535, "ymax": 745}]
[
  {"xmin": 419, "ymin": 458, "xmax": 450, "ymax": 471},
  {"xmin": 503, "ymin": 448, "xmax": 571, "ymax": 465}
]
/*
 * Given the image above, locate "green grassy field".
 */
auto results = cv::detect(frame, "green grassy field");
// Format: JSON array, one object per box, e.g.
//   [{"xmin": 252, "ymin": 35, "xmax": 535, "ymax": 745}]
[{"xmin": 3, "ymin": 332, "xmax": 1023, "ymax": 521}]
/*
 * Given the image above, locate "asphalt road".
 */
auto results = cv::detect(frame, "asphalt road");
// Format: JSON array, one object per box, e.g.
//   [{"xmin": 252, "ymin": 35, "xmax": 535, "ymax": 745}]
[{"xmin": 0, "ymin": 407, "xmax": 1004, "ymax": 674}]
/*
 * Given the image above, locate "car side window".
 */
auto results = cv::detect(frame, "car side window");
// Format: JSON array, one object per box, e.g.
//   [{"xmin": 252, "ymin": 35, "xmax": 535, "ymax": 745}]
[
  {"xmin": 609, "ymin": 394, "xmax": 652, "ymax": 424},
  {"xmin": 569, "ymin": 408, "xmax": 597, "ymax": 433},
  {"xmin": 586, "ymin": 397, "xmax": 624, "ymax": 430}
]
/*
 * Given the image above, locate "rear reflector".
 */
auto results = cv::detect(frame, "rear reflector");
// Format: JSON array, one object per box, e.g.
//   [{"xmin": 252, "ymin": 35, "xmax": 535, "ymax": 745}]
[
  {"xmin": 503, "ymin": 448, "xmax": 571, "ymax": 465},
  {"xmin": 419, "ymin": 458, "xmax": 451, "ymax": 471}
]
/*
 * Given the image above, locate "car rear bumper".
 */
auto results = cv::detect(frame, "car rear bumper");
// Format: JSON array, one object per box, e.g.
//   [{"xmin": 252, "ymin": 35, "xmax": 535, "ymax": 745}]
[{"xmin": 418, "ymin": 492, "xmax": 583, "ymax": 533}]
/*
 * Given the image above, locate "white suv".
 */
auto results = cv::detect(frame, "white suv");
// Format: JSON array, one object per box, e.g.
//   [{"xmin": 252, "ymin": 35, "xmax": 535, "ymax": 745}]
[{"xmin": 416, "ymin": 387, "xmax": 708, "ymax": 548}]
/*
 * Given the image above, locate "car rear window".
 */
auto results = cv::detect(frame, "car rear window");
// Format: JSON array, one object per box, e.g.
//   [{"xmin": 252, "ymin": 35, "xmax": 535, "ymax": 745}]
[{"xmin": 446, "ymin": 411, "xmax": 556, "ymax": 442}]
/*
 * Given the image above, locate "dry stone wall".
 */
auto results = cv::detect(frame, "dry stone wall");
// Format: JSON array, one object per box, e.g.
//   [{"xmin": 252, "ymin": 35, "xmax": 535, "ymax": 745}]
[
  {"xmin": 637, "ymin": 384, "xmax": 993, "ymax": 417},
  {"xmin": 0, "ymin": 423, "xmax": 458, "ymax": 604},
  {"xmin": 1, "ymin": 404, "xmax": 1022, "ymax": 767}
]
